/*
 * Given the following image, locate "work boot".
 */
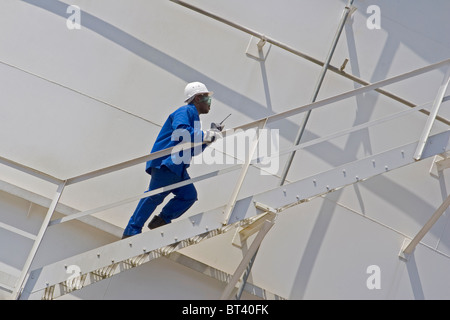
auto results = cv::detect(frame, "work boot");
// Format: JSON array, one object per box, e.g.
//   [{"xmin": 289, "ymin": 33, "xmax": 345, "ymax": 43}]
[{"xmin": 148, "ymin": 215, "xmax": 168, "ymax": 230}]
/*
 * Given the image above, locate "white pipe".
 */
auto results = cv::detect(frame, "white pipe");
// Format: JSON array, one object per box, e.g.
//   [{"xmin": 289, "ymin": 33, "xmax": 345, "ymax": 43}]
[{"xmin": 413, "ymin": 66, "xmax": 450, "ymax": 160}]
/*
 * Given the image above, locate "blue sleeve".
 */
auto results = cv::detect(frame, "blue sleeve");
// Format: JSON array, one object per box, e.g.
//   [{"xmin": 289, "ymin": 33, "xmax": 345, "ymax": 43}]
[{"xmin": 171, "ymin": 107, "xmax": 204, "ymax": 144}]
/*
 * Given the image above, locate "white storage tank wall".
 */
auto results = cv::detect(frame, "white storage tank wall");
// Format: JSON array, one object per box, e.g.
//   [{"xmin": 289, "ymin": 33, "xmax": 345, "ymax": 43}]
[{"xmin": 0, "ymin": 0, "xmax": 449, "ymax": 299}]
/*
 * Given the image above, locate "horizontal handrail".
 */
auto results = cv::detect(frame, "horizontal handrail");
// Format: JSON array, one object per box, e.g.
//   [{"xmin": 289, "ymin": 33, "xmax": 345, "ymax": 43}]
[
  {"xmin": 2, "ymin": 59, "xmax": 449, "ymax": 190},
  {"xmin": 51, "ymin": 95, "xmax": 447, "ymax": 226},
  {"xmin": 0, "ymin": 155, "xmax": 63, "ymax": 185},
  {"xmin": 65, "ymin": 140, "xmax": 209, "ymax": 186},
  {"xmin": 261, "ymin": 58, "xmax": 450, "ymax": 126},
  {"xmin": 252, "ymin": 97, "xmax": 446, "ymax": 165},
  {"xmin": 50, "ymin": 164, "xmax": 243, "ymax": 226},
  {"xmin": 60, "ymin": 58, "xmax": 450, "ymax": 187}
]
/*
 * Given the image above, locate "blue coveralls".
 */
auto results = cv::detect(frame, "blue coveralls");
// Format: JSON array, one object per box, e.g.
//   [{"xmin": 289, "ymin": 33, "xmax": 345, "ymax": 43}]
[{"xmin": 123, "ymin": 103, "xmax": 206, "ymax": 237}]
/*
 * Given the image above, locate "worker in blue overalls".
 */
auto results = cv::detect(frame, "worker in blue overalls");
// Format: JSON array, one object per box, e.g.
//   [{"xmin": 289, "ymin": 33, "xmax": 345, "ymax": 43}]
[{"xmin": 122, "ymin": 82, "xmax": 223, "ymax": 239}]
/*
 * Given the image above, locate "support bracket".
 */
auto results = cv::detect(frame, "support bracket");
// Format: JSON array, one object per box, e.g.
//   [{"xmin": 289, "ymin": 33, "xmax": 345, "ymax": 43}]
[
  {"xmin": 429, "ymin": 151, "xmax": 450, "ymax": 178},
  {"xmin": 220, "ymin": 219, "xmax": 274, "ymax": 300},
  {"xmin": 398, "ymin": 238, "xmax": 412, "ymax": 261},
  {"xmin": 400, "ymin": 194, "xmax": 450, "ymax": 260},
  {"xmin": 232, "ymin": 202, "xmax": 277, "ymax": 248},
  {"xmin": 346, "ymin": 5, "xmax": 358, "ymax": 17},
  {"xmin": 245, "ymin": 36, "xmax": 271, "ymax": 61}
]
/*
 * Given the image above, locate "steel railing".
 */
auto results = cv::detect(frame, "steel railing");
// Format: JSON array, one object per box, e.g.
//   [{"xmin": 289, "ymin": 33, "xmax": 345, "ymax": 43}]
[{"xmin": 3, "ymin": 57, "xmax": 449, "ymax": 299}]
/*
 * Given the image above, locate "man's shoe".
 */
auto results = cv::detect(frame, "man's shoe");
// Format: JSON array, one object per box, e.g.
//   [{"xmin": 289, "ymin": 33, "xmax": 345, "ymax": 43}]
[{"xmin": 148, "ymin": 215, "xmax": 168, "ymax": 230}]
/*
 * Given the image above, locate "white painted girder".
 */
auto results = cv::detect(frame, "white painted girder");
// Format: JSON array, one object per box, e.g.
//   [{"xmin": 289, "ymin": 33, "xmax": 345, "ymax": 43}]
[
  {"xmin": 20, "ymin": 130, "xmax": 450, "ymax": 299},
  {"xmin": 259, "ymin": 131, "xmax": 449, "ymax": 212}
]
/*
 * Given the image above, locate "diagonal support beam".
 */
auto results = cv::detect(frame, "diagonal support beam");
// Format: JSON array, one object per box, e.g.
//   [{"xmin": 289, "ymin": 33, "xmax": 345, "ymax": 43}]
[
  {"xmin": 233, "ymin": 202, "xmax": 278, "ymax": 300},
  {"xmin": 232, "ymin": 202, "xmax": 277, "ymax": 248},
  {"xmin": 220, "ymin": 219, "xmax": 274, "ymax": 300},
  {"xmin": 13, "ymin": 181, "xmax": 67, "ymax": 299},
  {"xmin": 279, "ymin": 0, "xmax": 355, "ymax": 186},
  {"xmin": 401, "ymin": 194, "xmax": 450, "ymax": 257},
  {"xmin": 414, "ymin": 66, "xmax": 450, "ymax": 160},
  {"xmin": 0, "ymin": 155, "xmax": 63, "ymax": 185}
]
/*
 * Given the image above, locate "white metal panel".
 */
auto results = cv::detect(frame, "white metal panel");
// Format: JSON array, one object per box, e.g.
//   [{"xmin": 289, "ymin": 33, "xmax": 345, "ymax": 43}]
[{"xmin": 1, "ymin": 0, "xmax": 450, "ymax": 300}]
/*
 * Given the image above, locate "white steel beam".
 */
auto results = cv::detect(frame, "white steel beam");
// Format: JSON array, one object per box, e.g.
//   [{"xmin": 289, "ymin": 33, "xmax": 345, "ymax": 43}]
[
  {"xmin": 220, "ymin": 219, "xmax": 274, "ymax": 300},
  {"xmin": 0, "ymin": 179, "xmax": 123, "ymax": 238},
  {"xmin": 19, "ymin": 130, "xmax": 450, "ymax": 300},
  {"xmin": 242, "ymin": 131, "xmax": 450, "ymax": 220},
  {"xmin": 0, "ymin": 155, "xmax": 63, "ymax": 185},
  {"xmin": 254, "ymin": 98, "xmax": 440, "ymax": 167},
  {"xmin": 279, "ymin": 0, "xmax": 355, "ymax": 186},
  {"xmin": 402, "ymin": 194, "xmax": 450, "ymax": 256},
  {"xmin": 14, "ymin": 181, "xmax": 66, "ymax": 300},
  {"xmin": 414, "ymin": 66, "xmax": 450, "ymax": 160},
  {"xmin": 65, "ymin": 140, "xmax": 208, "ymax": 186}
]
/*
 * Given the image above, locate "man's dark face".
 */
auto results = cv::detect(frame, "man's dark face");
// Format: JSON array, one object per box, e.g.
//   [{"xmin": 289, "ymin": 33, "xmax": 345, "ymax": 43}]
[{"xmin": 194, "ymin": 94, "xmax": 211, "ymax": 115}]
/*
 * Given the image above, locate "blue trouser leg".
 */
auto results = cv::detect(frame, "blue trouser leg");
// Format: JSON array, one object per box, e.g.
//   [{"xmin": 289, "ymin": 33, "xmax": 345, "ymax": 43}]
[
  {"xmin": 123, "ymin": 167, "xmax": 197, "ymax": 236},
  {"xmin": 160, "ymin": 182, "xmax": 197, "ymax": 222}
]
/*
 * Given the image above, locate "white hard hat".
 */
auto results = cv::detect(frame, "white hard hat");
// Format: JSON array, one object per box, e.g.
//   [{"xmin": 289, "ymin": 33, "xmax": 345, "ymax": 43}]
[{"xmin": 184, "ymin": 82, "xmax": 213, "ymax": 103}]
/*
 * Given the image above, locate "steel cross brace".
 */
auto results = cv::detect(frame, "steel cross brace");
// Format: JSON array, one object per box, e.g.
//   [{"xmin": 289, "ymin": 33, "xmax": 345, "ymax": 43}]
[
  {"xmin": 232, "ymin": 202, "xmax": 277, "ymax": 248},
  {"xmin": 400, "ymin": 194, "xmax": 450, "ymax": 260},
  {"xmin": 220, "ymin": 219, "xmax": 275, "ymax": 300}
]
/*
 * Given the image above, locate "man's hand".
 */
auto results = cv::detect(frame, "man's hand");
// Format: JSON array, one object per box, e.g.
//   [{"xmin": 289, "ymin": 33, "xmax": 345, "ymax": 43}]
[
  {"xmin": 210, "ymin": 122, "xmax": 225, "ymax": 132},
  {"xmin": 203, "ymin": 129, "xmax": 223, "ymax": 143}
]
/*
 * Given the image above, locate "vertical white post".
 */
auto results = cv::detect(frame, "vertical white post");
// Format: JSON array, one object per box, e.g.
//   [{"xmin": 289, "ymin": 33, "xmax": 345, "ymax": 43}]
[
  {"xmin": 414, "ymin": 65, "xmax": 450, "ymax": 160},
  {"xmin": 222, "ymin": 119, "xmax": 267, "ymax": 225},
  {"xmin": 13, "ymin": 181, "xmax": 66, "ymax": 300}
]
